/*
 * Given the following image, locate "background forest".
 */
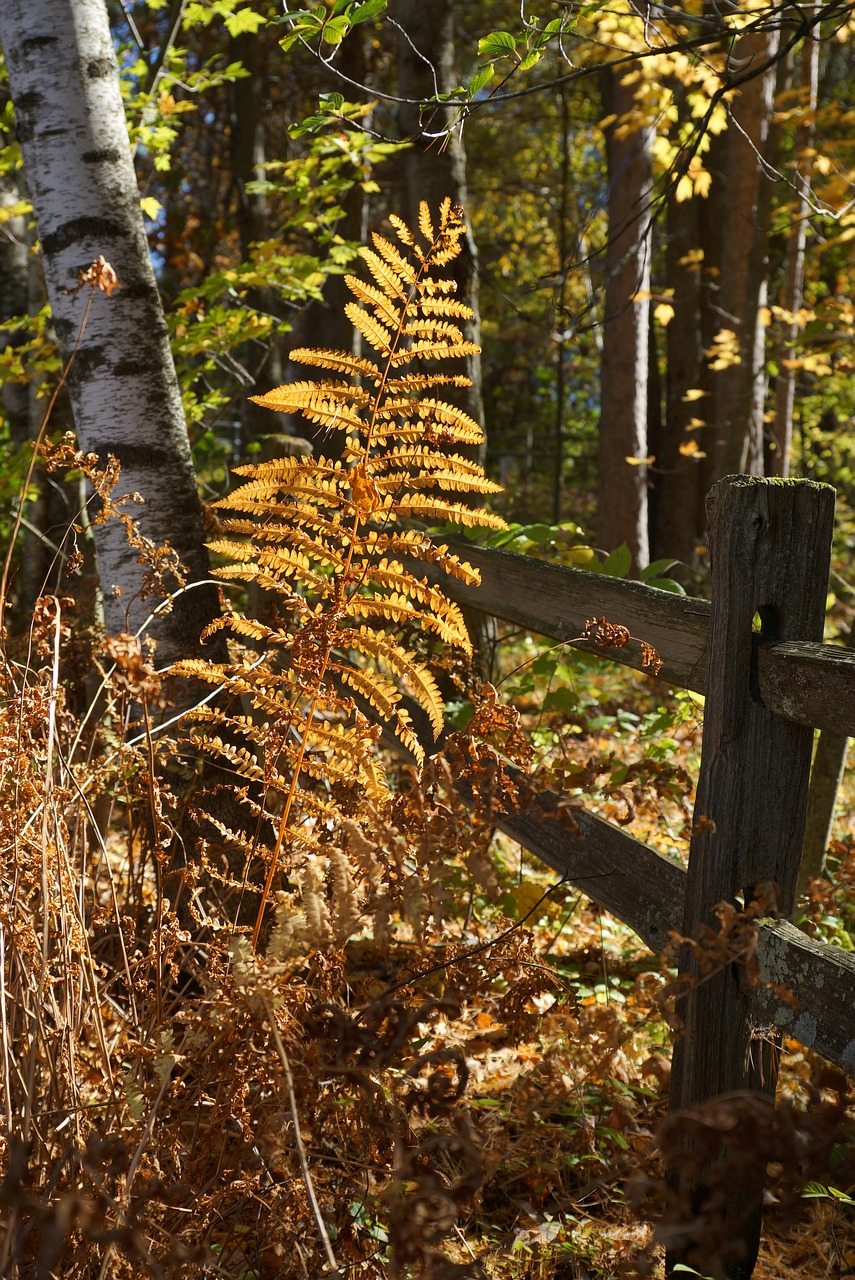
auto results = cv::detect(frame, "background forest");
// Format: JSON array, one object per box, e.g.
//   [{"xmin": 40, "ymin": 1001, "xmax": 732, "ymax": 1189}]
[{"xmin": 1, "ymin": 1, "xmax": 854, "ymax": 1278}]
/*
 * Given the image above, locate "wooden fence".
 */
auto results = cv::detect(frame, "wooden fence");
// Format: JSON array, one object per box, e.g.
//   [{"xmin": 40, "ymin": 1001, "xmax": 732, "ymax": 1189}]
[{"xmin": 437, "ymin": 475, "xmax": 855, "ymax": 1279}]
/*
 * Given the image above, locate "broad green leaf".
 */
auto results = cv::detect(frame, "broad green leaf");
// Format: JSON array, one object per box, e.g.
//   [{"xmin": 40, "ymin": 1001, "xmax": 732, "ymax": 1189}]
[
  {"xmin": 322, "ymin": 15, "xmax": 350, "ymax": 42},
  {"xmin": 350, "ymin": 0, "xmax": 386, "ymax": 20},
  {"xmin": 478, "ymin": 30, "xmax": 517, "ymax": 57},
  {"xmin": 468, "ymin": 65, "xmax": 495, "ymax": 96},
  {"xmin": 599, "ymin": 542, "xmax": 632, "ymax": 578},
  {"xmin": 641, "ymin": 557, "xmax": 681, "ymax": 579},
  {"xmin": 518, "ymin": 50, "xmax": 542, "ymax": 71}
]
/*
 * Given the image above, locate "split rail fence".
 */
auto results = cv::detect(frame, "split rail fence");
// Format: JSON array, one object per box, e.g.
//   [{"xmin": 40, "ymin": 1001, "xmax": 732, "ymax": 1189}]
[{"xmin": 437, "ymin": 475, "xmax": 855, "ymax": 1278}]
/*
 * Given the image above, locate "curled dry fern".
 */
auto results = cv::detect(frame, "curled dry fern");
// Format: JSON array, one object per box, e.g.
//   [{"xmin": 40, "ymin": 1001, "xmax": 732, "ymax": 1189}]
[{"xmin": 175, "ymin": 199, "xmax": 506, "ymax": 946}]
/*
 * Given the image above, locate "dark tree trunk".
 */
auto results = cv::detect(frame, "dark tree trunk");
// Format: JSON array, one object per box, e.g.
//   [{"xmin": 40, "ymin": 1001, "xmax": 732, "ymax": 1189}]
[{"xmin": 596, "ymin": 64, "xmax": 653, "ymax": 572}]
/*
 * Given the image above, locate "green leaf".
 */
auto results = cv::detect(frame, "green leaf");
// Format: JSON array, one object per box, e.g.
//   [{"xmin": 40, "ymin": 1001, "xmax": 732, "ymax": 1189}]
[
  {"xmin": 599, "ymin": 543, "xmax": 632, "ymax": 578},
  {"xmin": 322, "ymin": 15, "xmax": 350, "ymax": 42},
  {"xmin": 646, "ymin": 576, "xmax": 686, "ymax": 595},
  {"xmin": 543, "ymin": 686, "xmax": 577, "ymax": 713},
  {"xmin": 350, "ymin": 0, "xmax": 386, "ymax": 21},
  {"xmin": 641, "ymin": 557, "xmax": 680, "ymax": 579},
  {"xmin": 468, "ymin": 65, "xmax": 495, "ymax": 96},
  {"xmin": 517, "ymin": 49, "xmax": 542, "ymax": 71},
  {"xmin": 224, "ymin": 8, "xmax": 266, "ymax": 36},
  {"xmin": 477, "ymin": 30, "xmax": 517, "ymax": 57}
]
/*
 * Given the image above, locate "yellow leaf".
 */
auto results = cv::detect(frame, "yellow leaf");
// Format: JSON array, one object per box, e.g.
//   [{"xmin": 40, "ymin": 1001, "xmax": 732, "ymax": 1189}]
[
  {"xmin": 682, "ymin": 388, "xmax": 708, "ymax": 402},
  {"xmin": 675, "ymin": 175, "xmax": 694, "ymax": 203},
  {"xmin": 654, "ymin": 303, "xmax": 675, "ymax": 327},
  {"xmin": 679, "ymin": 439, "xmax": 706, "ymax": 458},
  {"xmin": 140, "ymin": 196, "xmax": 163, "ymax": 220},
  {"xmin": 625, "ymin": 455, "xmax": 655, "ymax": 466},
  {"xmin": 693, "ymin": 169, "xmax": 712, "ymax": 198}
]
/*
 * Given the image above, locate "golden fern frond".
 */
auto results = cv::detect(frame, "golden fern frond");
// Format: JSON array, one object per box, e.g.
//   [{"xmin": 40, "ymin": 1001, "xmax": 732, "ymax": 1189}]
[
  {"xmin": 389, "ymin": 339, "xmax": 480, "ymax": 368},
  {"xmin": 347, "ymin": 591, "xmax": 470, "ymax": 653},
  {"xmin": 250, "ymin": 378, "xmax": 371, "ymax": 413},
  {"xmin": 180, "ymin": 199, "xmax": 509, "ymax": 947},
  {"xmin": 289, "ymin": 347, "xmax": 382, "ymax": 380},
  {"xmin": 360, "ymin": 248, "xmax": 410, "ymax": 300},
  {"xmin": 368, "ymin": 234, "xmax": 418, "ymax": 285},
  {"xmin": 337, "ymin": 626, "xmax": 444, "ymax": 737},
  {"xmin": 345, "ymin": 275, "xmax": 403, "ymax": 328},
  {"xmin": 392, "ymin": 494, "xmax": 507, "ymax": 529},
  {"xmin": 418, "ymin": 201, "xmax": 435, "ymax": 243},
  {"xmin": 419, "ymin": 297, "xmax": 474, "ymax": 319},
  {"xmin": 344, "ymin": 301, "xmax": 393, "ymax": 357},
  {"xmin": 373, "ymin": 471, "xmax": 503, "ymax": 496},
  {"xmin": 388, "ymin": 211, "xmax": 417, "ymax": 249}
]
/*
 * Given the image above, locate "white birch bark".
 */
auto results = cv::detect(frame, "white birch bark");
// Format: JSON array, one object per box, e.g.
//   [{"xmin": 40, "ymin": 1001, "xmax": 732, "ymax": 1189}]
[{"xmin": 0, "ymin": 0, "xmax": 221, "ymax": 667}]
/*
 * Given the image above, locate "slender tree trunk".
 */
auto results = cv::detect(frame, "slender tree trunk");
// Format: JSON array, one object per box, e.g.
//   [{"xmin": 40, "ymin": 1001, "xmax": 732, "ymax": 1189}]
[
  {"xmin": 396, "ymin": 0, "xmax": 485, "ymax": 454},
  {"xmin": 651, "ymin": 184, "xmax": 706, "ymax": 563},
  {"xmin": 597, "ymin": 65, "xmax": 653, "ymax": 572},
  {"xmin": 0, "ymin": 0, "xmax": 221, "ymax": 666},
  {"xmin": 770, "ymin": 19, "xmax": 818, "ymax": 477},
  {"xmin": 710, "ymin": 28, "xmax": 780, "ymax": 479}
]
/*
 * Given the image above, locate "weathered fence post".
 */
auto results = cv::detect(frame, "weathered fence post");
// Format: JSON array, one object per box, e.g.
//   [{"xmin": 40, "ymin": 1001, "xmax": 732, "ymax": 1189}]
[{"xmin": 666, "ymin": 476, "xmax": 835, "ymax": 1279}]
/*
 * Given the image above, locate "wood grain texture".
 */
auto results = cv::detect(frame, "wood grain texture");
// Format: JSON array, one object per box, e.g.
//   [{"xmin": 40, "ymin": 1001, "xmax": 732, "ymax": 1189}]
[
  {"xmin": 496, "ymin": 793, "xmax": 684, "ymax": 954},
  {"xmin": 440, "ymin": 539, "xmax": 855, "ymax": 735},
  {"xmin": 493, "ymin": 776, "xmax": 855, "ymax": 1074},
  {"xmin": 442, "ymin": 538, "xmax": 711, "ymax": 691},
  {"xmin": 758, "ymin": 641, "xmax": 855, "ymax": 736},
  {"xmin": 667, "ymin": 476, "xmax": 834, "ymax": 1280}
]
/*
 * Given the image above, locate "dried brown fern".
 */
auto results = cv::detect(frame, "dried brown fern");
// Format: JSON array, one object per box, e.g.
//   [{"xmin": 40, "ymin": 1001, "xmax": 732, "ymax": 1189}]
[{"xmin": 174, "ymin": 199, "xmax": 506, "ymax": 947}]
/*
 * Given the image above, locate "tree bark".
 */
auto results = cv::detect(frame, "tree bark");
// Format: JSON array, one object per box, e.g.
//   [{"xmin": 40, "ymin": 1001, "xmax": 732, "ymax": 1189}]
[
  {"xmin": 710, "ymin": 28, "xmax": 780, "ymax": 479},
  {"xmin": 596, "ymin": 64, "xmax": 653, "ymax": 572},
  {"xmin": 0, "ymin": 0, "xmax": 222, "ymax": 667},
  {"xmin": 396, "ymin": 0, "xmax": 485, "ymax": 454},
  {"xmin": 770, "ymin": 19, "xmax": 818, "ymax": 477},
  {"xmin": 650, "ymin": 174, "xmax": 706, "ymax": 563}
]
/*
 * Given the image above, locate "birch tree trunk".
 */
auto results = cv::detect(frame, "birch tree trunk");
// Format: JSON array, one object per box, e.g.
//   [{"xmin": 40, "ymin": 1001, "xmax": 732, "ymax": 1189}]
[
  {"xmin": 0, "ymin": 0, "xmax": 221, "ymax": 668},
  {"xmin": 596, "ymin": 65, "xmax": 653, "ymax": 573}
]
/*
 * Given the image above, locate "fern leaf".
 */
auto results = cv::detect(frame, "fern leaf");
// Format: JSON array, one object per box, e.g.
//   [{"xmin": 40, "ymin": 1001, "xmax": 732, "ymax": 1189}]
[
  {"xmin": 418, "ymin": 201, "xmax": 435, "ymax": 244},
  {"xmin": 289, "ymin": 347, "xmax": 382, "ymax": 380},
  {"xmin": 416, "ymin": 399, "xmax": 485, "ymax": 444},
  {"xmin": 338, "ymin": 626, "xmax": 444, "ymax": 737},
  {"xmin": 345, "ymin": 275, "xmax": 403, "ymax": 329},
  {"xmin": 418, "ymin": 297, "xmax": 474, "ymax": 319},
  {"xmin": 383, "ymin": 373, "xmax": 472, "ymax": 394},
  {"xmin": 360, "ymin": 248, "xmax": 410, "ymax": 300},
  {"xmin": 367, "ymin": 235, "xmax": 418, "ymax": 285},
  {"xmin": 374, "ymin": 470, "xmax": 504, "ymax": 496},
  {"xmin": 390, "ymin": 339, "xmax": 480, "ymax": 368},
  {"xmin": 393, "ymin": 494, "xmax": 508, "ymax": 530},
  {"xmin": 388, "ymin": 211, "xmax": 417, "ymax": 249},
  {"xmin": 402, "ymin": 319, "xmax": 466, "ymax": 346},
  {"xmin": 338, "ymin": 665, "xmax": 401, "ymax": 721},
  {"xmin": 344, "ymin": 301, "xmax": 394, "ymax": 356}
]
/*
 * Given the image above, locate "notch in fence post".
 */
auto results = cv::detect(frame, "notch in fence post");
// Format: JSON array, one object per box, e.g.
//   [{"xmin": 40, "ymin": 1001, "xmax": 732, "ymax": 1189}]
[{"xmin": 665, "ymin": 475, "xmax": 835, "ymax": 1280}]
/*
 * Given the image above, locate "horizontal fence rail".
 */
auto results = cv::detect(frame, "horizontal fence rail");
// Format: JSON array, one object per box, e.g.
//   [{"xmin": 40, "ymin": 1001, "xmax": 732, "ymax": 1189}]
[
  {"xmin": 491, "ymin": 775, "xmax": 855, "ymax": 1073},
  {"xmin": 439, "ymin": 539, "xmax": 855, "ymax": 736}
]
